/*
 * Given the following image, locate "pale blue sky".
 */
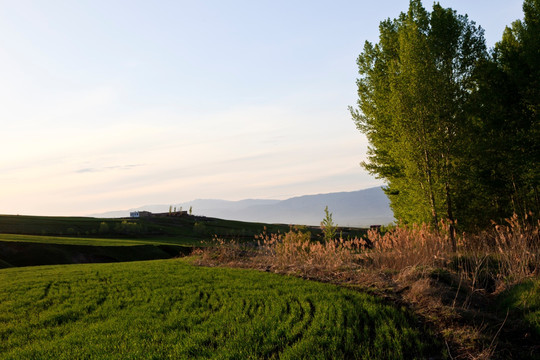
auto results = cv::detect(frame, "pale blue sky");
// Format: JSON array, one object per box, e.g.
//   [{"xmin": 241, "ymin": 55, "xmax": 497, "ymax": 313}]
[{"xmin": 0, "ymin": 1, "xmax": 524, "ymax": 215}]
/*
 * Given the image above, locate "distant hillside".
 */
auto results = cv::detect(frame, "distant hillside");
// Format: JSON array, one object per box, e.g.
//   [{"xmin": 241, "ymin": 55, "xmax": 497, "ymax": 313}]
[{"xmin": 93, "ymin": 187, "xmax": 394, "ymax": 227}]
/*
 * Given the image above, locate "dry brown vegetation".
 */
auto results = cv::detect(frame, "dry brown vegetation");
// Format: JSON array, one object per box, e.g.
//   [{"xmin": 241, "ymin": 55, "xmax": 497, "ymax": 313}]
[{"xmin": 196, "ymin": 215, "xmax": 540, "ymax": 359}]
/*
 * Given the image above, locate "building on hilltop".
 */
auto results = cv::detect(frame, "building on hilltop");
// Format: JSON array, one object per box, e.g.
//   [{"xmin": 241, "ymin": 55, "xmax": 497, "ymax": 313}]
[
  {"xmin": 154, "ymin": 210, "xmax": 188, "ymax": 217},
  {"xmin": 130, "ymin": 211, "xmax": 152, "ymax": 218}
]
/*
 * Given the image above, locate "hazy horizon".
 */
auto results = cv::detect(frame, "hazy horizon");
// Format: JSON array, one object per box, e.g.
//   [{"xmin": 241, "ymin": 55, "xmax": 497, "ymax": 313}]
[
  {"xmin": 1, "ymin": 1, "xmax": 524, "ymax": 216},
  {"xmin": 90, "ymin": 185, "xmax": 382, "ymax": 215},
  {"xmin": 90, "ymin": 186, "xmax": 394, "ymax": 228}
]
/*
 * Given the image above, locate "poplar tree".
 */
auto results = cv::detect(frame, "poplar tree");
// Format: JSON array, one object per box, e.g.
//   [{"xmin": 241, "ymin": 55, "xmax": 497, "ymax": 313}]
[
  {"xmin": 470, "ymin": 0, "xmax": 540, "ymax": 222},
  {"xmin": 350, "ymin": 1, "xmax": 486, "ymax": 244}
]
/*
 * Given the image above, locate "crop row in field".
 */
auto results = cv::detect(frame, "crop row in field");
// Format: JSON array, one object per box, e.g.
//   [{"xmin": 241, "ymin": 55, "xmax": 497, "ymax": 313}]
[{"xmin": 0, "ymin": 259, "xmax": 442, "ymax": 359}]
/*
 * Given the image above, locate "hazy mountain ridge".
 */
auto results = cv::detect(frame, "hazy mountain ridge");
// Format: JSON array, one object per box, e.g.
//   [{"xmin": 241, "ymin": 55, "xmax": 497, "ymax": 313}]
[{"xmin": 92, "ymin": 187, "xmax": 394, "ymax": 227}]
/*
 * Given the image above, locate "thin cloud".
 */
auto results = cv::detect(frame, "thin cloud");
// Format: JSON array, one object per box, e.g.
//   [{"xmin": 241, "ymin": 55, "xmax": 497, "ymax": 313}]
[
  {"xmin": 105, "ymin": 164, "xmax": 144, "ymax": 171},
  {"xmin": 75, "ymin": 168, "xmax": 96, "ymax": 173},
  {"xmin": 75, "ymin": 164, "xmax": 143, "ymax": 174}
]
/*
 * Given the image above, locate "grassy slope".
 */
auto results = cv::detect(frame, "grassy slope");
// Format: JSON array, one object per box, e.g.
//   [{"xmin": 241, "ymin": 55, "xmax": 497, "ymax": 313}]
[
  {"xmin": 0, "ymin": 234, "xmax": 157, "ymax": 246},
  {"xmin": 0, "ymin": 240, "xmax": 190, "ymax": 269},
  {"xmin": 0, "ymin": 215, "xmax": 111, "ymax": 236},
  {"xmin": 0, "ymin": 214, "xmax": 365, "ymax": 244},
  {"xmin": 0, "ymin": 233, "xmax": 191, "ymax": 269},
  {"xmin": 0, "ymin": 214, "xmax": 295, "ymax": 268},
  {"xmin": 496, "ymin": 278, "xmax": 540, "ymax": 337},
  {"xmin": 0, "ymin": 259, "xmax": 442, "ymax": 359},
  {"xmin": 0, "ymin": 214, "xmax": 294, "ymax": 245}
]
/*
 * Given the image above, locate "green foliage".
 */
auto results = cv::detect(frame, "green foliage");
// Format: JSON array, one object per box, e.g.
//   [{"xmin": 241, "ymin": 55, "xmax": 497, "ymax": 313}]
[
  {"xmin": 0, "ymin": 259, "xmax": 442, "ymax": 359},
  {"xmin": 321, "ymin": 206, "xmax": 338, "ymax": 241},
  {"xmin": 98, "ymin": 222, "xmax": 109, "ymax": 234},
  {"xmin": 113, "ymin": 220, "xmax": 142, "ymax": 235},
  {"xmin": 351, "ymin": 1, "xmax": 487, "ymax": 230},
  {"xmin": 467, "ymin": 0, "xmax": 540, "ymax": 224},
  {"xmin": 193, "ymin": 221, "xmax": 208, "ymax": 235},
  {"xmin": 351, "ymin": 0, "xmax": 539, "ymax": 230}
]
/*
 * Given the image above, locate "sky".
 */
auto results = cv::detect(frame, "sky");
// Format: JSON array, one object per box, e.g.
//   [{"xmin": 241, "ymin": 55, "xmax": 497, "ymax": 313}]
[{"xmin": 0, "ymin": 0, "xmax": 525, "ymax": 216}]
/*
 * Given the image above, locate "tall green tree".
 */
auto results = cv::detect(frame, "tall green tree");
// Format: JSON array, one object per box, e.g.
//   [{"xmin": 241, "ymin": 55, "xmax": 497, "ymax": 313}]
[
  {"xmin": 492, "ymin": 0, "xmax": 539, "ymax": 217},
  {"xmin": 468, "ymin": 0, "xmax": 539, "ymax": 224},
  {"xmin": 350, "ymin": 1, "xmax": 486, "ymax": 242}
]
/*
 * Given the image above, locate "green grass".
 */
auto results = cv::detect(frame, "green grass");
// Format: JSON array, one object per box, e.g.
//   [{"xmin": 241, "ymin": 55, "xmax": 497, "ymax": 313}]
[
  {"xmin": 0, "ymin": 215, "xmax": 111, "ymax": 236},
  {"xmin": 0, "ymin": 215, "xmax": 305, "ymax": 269},
  {"xmin": 0, "ymin": 214, "xmax": 366, "ymax": 249},
  {"xmin": 497, "ymin": 278, "xmax": 540, "ymax": 336},
  {"xmin": 0, "ymin": 234, "xmax": 157, "ymax": 246},
  {"xmin": 0, "ymin": 240, "xmax": 190, "ymax": 269},
  {"xmin": 0, "ymin": 234, "xmax": 192, "ymax": 269},
  {"xmin": 0, "ymin": 259, "xmax": 442, "ymax": 359},
  {"xmin": 0, "ymin": 214, "xmax": 295, "ymax": 246}
]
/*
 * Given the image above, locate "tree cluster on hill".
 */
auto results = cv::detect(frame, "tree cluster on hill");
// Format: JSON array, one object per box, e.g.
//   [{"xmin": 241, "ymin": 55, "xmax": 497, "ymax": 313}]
[{"xmin": 351, "ymin": 0, "xmax": 539, "ymax": 236}]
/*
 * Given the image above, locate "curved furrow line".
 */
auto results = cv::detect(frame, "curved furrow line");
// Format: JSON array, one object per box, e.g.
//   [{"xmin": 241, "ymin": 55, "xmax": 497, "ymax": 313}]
[
  {"xmin": 206, "ymin": 290, "xmax": 224, "ymax": 313},
  {"xmin": 38, "ymin": 281, "xmax": 53, "ymax": 300},
  {"xmin": 290, "ymin": 297, "xmax": 315, "ymax": 342}
]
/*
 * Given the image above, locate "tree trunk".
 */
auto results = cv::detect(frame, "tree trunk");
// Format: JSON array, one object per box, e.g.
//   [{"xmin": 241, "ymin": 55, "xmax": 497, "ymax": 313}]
[
  {"xmin": 445, "ymin": 180, "xmax": 456, "ymax": 252},
  {"xmin": 424, "ymin": 149, "xmax": 439, "ymax": 231},
  {"xmin": 512, "ymin": 176, "xmax": 525, "ymax": 219},
  {"xmin": 443, "ymin": 155, "xmax": 456, "ymax": 252},
  {"xmin": 534, "ymin": 185, "xmax": 540, "ymax": 216}
]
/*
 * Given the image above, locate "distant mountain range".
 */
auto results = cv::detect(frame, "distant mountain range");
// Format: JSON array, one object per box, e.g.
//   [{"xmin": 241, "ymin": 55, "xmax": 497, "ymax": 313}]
[{"xmin": 92, "ymin": 187, "xmax": 395, "ymax": 227}]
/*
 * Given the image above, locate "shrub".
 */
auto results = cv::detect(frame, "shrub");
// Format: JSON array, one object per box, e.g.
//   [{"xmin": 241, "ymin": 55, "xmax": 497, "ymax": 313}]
[
  {"xmin": 98, "ymin": 222, "xmax": 109, "ymax": 234},
  {"xmin": 320, "ymin": 206, "xmax": 338, "ymax": 241}
]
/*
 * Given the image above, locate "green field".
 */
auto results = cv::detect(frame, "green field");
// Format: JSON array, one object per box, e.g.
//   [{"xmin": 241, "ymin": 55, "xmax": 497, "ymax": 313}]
[
  {"xmin": 0, "ymin": 214, "xmax": 294, "ymax": 268},
  {"xmin": 2, "ymin": 214, "xmax": 538, "ymax": 358},
  {"xmin": 0, "ymin": 234, "xmax": 157, "ymax": 246},
  {"xmin": 0, "ymin": 259, "xmax": 442, "ymax": 359},
  {"xmin": 0, "ymin": 214, "xmax": 365, "ymax": 269},
  {"xmin": 0, "ymin": 239, "xmax": 190, "ymax": 269},
  {"xmin": 0, "ymin": 214, "xmax": 294, "ymax": 245},
  {"xmin": 0, "ymin": 214, "xmax": 365, "ymax": 245}
]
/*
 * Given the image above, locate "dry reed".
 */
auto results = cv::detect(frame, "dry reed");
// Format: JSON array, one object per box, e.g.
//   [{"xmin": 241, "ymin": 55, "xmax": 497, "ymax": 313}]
[
  {"xmin": 199, "ymin": 216, "xmax": 539, "ymax": 290},
  {"xmin": 364, "ymin": 222, "xmax": 453, "ymax": 270}
]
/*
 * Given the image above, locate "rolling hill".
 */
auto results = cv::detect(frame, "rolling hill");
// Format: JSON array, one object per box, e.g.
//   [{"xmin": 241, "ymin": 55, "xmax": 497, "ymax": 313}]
[{"xmin": 93, "ymin": 187, "xmax": 394, "ymax": 227}]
